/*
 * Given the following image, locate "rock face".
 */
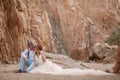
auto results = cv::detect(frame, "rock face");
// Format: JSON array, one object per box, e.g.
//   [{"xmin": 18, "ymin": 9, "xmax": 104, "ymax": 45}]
[
  {"xmin": 0, "ymin": 0, "xmax": 120, "ymax": 63},
  {"xmin": 0, "ymin": 0, "xmax": 54, "ymax": 63},
  {"xmin": 113, "ymin": 45, "xmax": 120, "ymax": 73}
]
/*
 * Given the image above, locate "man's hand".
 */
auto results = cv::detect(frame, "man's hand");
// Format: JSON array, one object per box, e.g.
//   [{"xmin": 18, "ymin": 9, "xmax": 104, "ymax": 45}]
[{"xmin": 24, "ymin": 57, "xmax": 28, "ymax": 64}]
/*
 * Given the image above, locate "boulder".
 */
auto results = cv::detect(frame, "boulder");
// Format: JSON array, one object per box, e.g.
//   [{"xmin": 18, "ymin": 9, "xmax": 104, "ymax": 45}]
[
  {"xmin": 70, "ymin": 47, "xmax": 89, "ymax": 60},
  {"xmin": 93, "ymin": 43, "xmax": 118, "ymax": 63}
]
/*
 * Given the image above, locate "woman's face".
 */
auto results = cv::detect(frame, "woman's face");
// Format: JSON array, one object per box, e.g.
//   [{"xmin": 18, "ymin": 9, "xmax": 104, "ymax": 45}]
[
  {"xmin": 35, "ymin": 46, "xmax": 40, "ymax": 55},
  {"xmin": 35, "ymin": 46, "xmax": 39, "ymax": 52}
]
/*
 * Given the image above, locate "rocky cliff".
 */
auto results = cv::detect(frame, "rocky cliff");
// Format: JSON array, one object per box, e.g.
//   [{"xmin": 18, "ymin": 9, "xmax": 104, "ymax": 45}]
[{"xmin": 0, "ymin": 0, "xmax": 120, "ymax": 63}]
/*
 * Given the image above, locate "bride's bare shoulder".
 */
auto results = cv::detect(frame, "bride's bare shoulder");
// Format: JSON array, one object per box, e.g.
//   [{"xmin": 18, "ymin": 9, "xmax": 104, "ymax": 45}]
[{"xmin": 41, "ymin": 50, "xmax": 45, "ymax": 53}]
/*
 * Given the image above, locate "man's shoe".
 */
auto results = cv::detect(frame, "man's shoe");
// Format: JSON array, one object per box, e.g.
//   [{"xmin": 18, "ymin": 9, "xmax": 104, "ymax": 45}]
[
  {"xmin": 22, "ymin": 71, "xmax": 27, "ymax": 73},
  {"xmin": 15, "ymin": 69, "xmax": 22, "ymax": 73}
]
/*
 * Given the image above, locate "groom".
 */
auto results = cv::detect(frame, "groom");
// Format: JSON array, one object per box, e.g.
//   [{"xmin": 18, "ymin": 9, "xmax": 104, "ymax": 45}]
[{"xmin": 16, "ymin": 41, "xmax": 35, "ymax": 73}]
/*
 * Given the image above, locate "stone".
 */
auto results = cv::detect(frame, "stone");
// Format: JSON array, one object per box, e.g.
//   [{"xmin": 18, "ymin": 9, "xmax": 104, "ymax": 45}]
[
  {"xmin": 93, "ymin": 43, "xmax": 118, "ymax": 63},
  {"xmin": 70, "ymin": 47, "xmax": 89, "ymax": 60}
]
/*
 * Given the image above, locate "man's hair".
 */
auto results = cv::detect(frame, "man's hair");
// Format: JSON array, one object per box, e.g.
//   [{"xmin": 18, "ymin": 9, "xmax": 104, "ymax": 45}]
[{"xmin": 27, "ymin": 41, "xmax": 34, "ymax": 47}]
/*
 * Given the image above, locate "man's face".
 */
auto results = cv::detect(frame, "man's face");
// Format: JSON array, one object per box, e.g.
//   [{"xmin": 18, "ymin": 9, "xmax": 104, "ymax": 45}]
[{"xmin": 30, "ymin": 46, "xmax": 35, "ymax": 51}]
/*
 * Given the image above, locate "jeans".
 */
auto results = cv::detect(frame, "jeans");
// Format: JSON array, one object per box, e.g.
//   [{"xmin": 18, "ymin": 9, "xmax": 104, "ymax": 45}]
[{"xmin": 19, "ymin": 56, "xmax": 34, "ymax": 73}]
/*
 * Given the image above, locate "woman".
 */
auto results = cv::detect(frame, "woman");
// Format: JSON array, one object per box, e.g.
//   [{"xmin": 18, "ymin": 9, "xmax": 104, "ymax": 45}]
[
  {"xmin": 30, "ymin": 44, "xmax": 113, "ymax": 75},
  {"xmin": 31, "ymin": 44, "xmax": 62, "ymax": 73},
  {"xmin": 34, "ymin": 44, "xmax": 46, "ymax": 66}
]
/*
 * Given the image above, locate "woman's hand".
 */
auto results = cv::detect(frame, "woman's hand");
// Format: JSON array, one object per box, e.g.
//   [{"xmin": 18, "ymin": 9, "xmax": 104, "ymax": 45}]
[
  {"xmin": 41, "ymin": 53, "xmax": 46, "ymax": 63},
  {"xmin": 34, "ymin": 55, "xmax": 39, "ymax": 67},
  {"xmin": 35, "ymin": 62, "xmax": 39, "ymax": 67}
]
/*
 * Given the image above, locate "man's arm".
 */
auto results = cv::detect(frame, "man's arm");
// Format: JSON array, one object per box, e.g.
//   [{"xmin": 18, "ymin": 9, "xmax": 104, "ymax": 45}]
[{"xmin": 21, "ymin": 49, "xmax": 28, "ymax": 63}]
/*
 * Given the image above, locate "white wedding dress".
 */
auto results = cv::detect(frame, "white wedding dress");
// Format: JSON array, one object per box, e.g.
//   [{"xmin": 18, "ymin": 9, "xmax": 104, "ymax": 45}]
[{"xmin": 30, "ymin": 54, "xmax": 113, "ymax": 76}]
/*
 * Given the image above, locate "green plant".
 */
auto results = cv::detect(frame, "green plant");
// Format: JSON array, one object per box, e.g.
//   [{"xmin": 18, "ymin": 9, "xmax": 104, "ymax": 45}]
[{"xmin": 105, "ymin": 26, "xmax": 120, "ymax": 45}]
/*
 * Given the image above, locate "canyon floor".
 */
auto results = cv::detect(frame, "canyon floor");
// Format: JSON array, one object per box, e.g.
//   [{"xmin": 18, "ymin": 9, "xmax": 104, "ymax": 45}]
[
  {"xmin": 0, "ymin": 63, "xmax": 120, "ymax": 80},
  {"xmin": 0, "ymin": 53, "xmax": 120, "ymax": 80}
]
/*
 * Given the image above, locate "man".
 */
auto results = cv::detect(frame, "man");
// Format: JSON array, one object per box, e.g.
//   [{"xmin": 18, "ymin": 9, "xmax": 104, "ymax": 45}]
[{"xmin": 16, "ymin": 41, "xmax": 35, "ymax": 73}]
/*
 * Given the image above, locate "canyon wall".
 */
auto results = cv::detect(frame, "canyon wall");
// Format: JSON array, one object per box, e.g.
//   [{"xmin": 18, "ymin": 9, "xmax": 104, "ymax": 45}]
[{"xmin": 0, "ymin": 0, "xmax": 120, "ymax": 63}]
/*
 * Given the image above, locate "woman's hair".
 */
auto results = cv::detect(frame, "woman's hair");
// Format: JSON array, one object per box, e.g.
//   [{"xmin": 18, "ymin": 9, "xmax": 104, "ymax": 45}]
[
  {"xmin": 37, "ymin": 44, "xmax": 43, "ymax": 51},
  {"xmin": 35, "ymin": 44, "xmax": 43, "ymax": 55}
]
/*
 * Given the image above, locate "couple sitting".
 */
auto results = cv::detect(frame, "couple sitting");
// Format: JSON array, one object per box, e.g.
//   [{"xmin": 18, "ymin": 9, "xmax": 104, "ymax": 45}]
[
  {"xmin": 16, "ymin": 41, "xmax": 112, "ymax": 75},
  {"xmin": 16, "ymin": 41, "xmax": 46, "ymax": 73}
]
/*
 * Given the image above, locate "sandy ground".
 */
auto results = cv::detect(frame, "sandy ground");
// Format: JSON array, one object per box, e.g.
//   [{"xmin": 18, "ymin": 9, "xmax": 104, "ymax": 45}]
[
  {"xmin": 0, "ymin": 63, "xmax": 120, "ymax": 80},
  {"xmin": 0, "ymin": 73, "xmax": 120, "ymax": 80}
]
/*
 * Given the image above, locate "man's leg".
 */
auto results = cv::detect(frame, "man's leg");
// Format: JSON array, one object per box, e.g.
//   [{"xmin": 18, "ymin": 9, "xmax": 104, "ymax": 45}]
[
  {"xmin": 19, "ymin": 56, "xmax": 25, "ymax": 71},
  {"xmin": 25, "ymin": 60, "xmax": 34, "ymax": 73}
]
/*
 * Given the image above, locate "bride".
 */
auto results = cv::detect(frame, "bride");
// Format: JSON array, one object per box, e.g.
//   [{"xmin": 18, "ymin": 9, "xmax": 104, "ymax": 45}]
[{"xmin": 30, "ymin": 44, "xmax": 113, "ymax": 76}]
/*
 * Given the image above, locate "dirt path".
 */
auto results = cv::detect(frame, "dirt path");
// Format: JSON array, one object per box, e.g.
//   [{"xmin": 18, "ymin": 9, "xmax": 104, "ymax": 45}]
[
  {"xmin": 0, "ymin": 73, "xmax": 120, "ymax": 80},
  {"xmin": 0, "ymin": 52, "xmax": 119, "ymax": 80},
  {"xmin": 0, "ymin": 63, "xmax": 120, "ymax": 80}
]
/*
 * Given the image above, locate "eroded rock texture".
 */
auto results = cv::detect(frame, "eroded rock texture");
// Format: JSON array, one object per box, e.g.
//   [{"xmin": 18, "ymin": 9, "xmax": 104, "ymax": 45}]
[
  {"xmin": 0, "ymin": 0, "xmax": 53, "ymax": 63},
  {"xmin": 0, "ymin": 0, "xmax": 120, "ymax": 63},
  {"xmin": 113, "ymin": 46, "xmax": 120, "ymax": 73}
]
